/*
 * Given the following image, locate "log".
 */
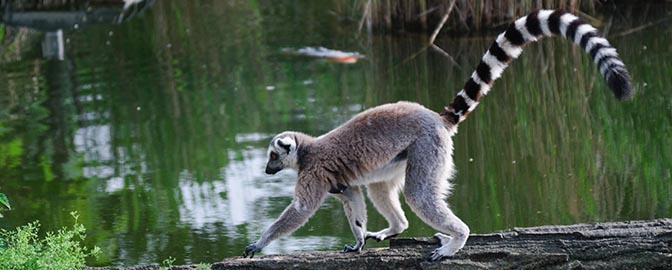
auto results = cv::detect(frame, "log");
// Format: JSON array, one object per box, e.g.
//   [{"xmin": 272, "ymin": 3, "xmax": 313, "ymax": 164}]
[{"xmin": 88, "ymin": 219, "xmax": 672, "ymax": 270}]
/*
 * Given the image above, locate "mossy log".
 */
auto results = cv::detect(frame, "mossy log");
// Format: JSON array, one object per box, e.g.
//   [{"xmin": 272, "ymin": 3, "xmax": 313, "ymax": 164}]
[{"xmin": 88, "ymin": 219, "xmax": 672, "ymax": 270}]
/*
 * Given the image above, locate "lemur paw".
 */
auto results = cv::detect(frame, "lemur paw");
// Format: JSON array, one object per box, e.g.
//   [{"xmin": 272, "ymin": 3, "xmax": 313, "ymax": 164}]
[
  {"xmin": 365, "ymin": 229, "xmax": 400, "ymax": 242},
  {"xmin": 242, "ymin": 244, "xmax": 261, "ymax": 258},
  {"xmin": 429, "ymin": 246, "xmax": 457, "ymax": 262},
  {"xmin": 433, "ymin": 232, "xmax": 453, "ymax": 245},
  {"xmin": 429, "ymin": 232, "xmax": 466, "ymax": 261},
  {"xmin": 429, "ymin": 244, "xmax": 460, "ymax": 262},
  {"xmin": 342, "ymin": 242, "xmax": 364, "ymax": 253}
]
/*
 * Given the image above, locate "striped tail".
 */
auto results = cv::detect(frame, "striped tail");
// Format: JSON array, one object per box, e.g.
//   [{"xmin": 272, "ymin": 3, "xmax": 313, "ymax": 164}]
[{"xmin": 441, "ymin": 9, "xmax": 633, "ymax": 125}]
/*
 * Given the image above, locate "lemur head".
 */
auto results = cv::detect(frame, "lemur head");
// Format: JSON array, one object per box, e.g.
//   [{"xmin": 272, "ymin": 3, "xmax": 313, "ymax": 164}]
[{"xmin": 265, "ymin": 132, "xmax": 300, "ymax": 174}]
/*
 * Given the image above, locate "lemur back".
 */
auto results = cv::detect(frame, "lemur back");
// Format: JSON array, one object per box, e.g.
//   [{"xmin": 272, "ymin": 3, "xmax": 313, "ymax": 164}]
[{"xmin": 441, "ymin": 9, "xmax": 632, "ymax": 126}]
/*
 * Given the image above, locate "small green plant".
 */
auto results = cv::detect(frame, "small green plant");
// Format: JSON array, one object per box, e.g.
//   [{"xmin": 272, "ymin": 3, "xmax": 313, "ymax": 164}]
[
  {"xmin": 0, "ymin": 193, "xmax": 9, "ymax": 218},
  {"xmin": 158, "ymin": 257, "xmax": 211, "ymax": 270},
  {"xmin": 159, "ymin": 256, "xmax": 176, "ymax": 270},
  {"xmin": 194, "ymin": 263, "xmax": 211, "ymax": 270},
  {"xmin": 0, "ymin": 211, "xmax": 100, "ymax": 270}
]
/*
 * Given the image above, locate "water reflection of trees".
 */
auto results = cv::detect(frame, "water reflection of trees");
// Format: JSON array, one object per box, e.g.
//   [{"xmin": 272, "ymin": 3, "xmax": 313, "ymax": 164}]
[{"xmin": 1, "ymin": 0, "xmax": 370, "ymax": 265}]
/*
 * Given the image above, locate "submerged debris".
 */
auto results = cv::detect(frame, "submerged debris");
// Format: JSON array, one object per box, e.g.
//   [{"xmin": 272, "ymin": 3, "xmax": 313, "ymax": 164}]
[{"xmin": 282, "ymin": 47, "xmax": 365, "ymax": 64}]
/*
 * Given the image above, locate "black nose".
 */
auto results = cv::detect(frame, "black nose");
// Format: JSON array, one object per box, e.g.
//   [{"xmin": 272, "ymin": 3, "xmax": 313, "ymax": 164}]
[{"xmin": 265, "ymin": 165, "xmax": 281, "ymax": 175}]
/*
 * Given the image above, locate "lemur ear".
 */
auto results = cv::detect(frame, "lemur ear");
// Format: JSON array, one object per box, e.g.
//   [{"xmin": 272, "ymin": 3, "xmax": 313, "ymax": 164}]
[{"xmin": 276, "ymin": 137, "xmax": 294, "ymax": 153}]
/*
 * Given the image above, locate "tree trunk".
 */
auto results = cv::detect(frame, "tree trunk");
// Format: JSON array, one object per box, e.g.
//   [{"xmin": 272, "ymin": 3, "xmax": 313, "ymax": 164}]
[{"xmin": 88, "ymin": 218, "xmax": 672, "ymax": 270}]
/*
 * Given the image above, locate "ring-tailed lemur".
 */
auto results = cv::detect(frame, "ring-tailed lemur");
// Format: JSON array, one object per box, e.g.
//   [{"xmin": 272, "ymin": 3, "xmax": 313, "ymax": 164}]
[{"xmin": 242, "ymin": 9, "xmax": 632, "ymax": 261}]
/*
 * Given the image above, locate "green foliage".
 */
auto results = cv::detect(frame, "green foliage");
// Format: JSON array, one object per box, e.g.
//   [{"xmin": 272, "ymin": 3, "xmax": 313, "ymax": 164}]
[
  {"xmin": 0, "ymin": 193, "xmax": 9, "ymax": 218},
  {"xmin": 159, "ymin": 256, "xmax": 176, "ymax": 270},
  {"xmin": 194, "ymin": 263, "xmax": 211, "ymax": 270},
  {"xmin": 0, "ymin": 193, "xmax": 9, "ymax": 210},
  {"xmin": 0, "ymin": 212, "xmax": 100, "ymax": 270},
  {"xmin": 157, "ymin": 257, "xmax": 210, "ymax": 270}
]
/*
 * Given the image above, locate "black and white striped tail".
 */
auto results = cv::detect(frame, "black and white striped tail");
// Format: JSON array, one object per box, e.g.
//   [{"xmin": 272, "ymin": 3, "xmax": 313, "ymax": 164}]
[{"xmin": 442, "ymin": 9, "xmax": 633, "ymax": 125}]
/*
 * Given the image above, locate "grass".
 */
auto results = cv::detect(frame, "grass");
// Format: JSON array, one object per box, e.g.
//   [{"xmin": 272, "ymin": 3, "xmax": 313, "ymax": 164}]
[
  {"xmin": 0, "ymin": 212, "xmax": 100, "ymax": 270},
  {"xmin": 347, "ymin": 0, "xmax": 589, "ymax": 32},
  {"xmin": 345, "ymin": 0, "xmax": 656, "ymax": 33}
]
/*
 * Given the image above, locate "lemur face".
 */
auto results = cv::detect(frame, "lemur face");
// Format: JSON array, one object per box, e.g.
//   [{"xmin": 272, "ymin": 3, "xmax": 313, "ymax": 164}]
[{"xmin": 265, "ymin": 133, "xmax": 297, "ymax": 174}]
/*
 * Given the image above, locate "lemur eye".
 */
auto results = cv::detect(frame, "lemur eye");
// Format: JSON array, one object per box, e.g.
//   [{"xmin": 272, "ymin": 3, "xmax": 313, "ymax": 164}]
[{"xmin": 270, "ymin": 152, "xmax": 279, "ymax": 160}]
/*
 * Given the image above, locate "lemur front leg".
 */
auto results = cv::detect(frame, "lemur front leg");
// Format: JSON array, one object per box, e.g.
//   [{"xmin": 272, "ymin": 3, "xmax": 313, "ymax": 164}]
[
  {"xmin": 332, "ymin": 186, "xmax": 367, "ymax": 253},
  {"xmin": 365, "ymin": 178, "xmax": 408, "ymax": 242},
  {"xmin": 242, "ymin": 177, "xmax": 328, "ymax": 258}
]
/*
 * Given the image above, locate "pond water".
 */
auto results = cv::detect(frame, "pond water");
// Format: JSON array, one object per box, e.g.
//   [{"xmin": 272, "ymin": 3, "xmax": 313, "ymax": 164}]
[{"xmin": 0, "ymin": 1, "xmax": 670, "ymax": 266}]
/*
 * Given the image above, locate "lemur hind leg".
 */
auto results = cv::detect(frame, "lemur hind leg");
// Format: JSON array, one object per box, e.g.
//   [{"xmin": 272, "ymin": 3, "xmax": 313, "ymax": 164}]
[
  {"xmin": 402, "ymin": 132, "xmax": 469, "ymax": 261},
  {"xmin": 365, "ymin": 176, "xmax": 409, "ymax": 242},
  {"xmin": 332, "ymin": 186, "xmax": 367, "ymax": 253}
]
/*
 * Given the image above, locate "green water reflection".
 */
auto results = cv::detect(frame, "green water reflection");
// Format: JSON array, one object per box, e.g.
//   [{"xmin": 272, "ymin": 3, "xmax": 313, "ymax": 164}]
[{"xmin": 0, "ymin": 1, "xmax": 670, "ymax": 266}]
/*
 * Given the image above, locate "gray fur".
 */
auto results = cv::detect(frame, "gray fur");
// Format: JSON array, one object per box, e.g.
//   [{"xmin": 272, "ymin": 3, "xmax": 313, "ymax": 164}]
[
  {"xmin": 365, "ymin": 177, "xmax": 408, "ymax": 241},
  {"xmin": 243, "ymin": 102, "xmax": 467, "ymax": 259},
  {"xmin": 333, "ymin": 186, "xmax": 367, "ymax": 252}
]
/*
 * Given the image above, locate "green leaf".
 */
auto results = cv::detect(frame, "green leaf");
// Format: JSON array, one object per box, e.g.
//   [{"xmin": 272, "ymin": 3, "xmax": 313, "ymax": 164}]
[{"xmin": 0, "ymin": 193, "xmax": 10, "ymax": 210}]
